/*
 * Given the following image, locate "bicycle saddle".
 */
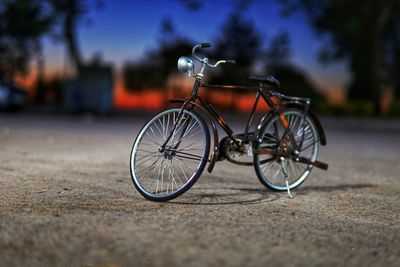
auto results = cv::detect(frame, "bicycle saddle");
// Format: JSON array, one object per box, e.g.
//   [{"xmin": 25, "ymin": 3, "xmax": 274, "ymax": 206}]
[{"xmin": 249, "ymin": 75, "xmax": 280, "ymax": 88}]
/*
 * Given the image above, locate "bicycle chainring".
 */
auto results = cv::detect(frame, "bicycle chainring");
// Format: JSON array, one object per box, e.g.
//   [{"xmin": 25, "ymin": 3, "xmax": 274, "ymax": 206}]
[
  {"xmin": 277, "ymin": 132, "xmax": 298, "ymax": 158},
  {"xmin": 218, "ymin": 134, "xmax": 254, "ymax": 166}
]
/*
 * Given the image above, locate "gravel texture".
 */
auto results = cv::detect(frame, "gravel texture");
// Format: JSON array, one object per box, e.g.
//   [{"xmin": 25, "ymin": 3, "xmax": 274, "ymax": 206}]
[{"xmin": 0, "ymin": 113, "xmax": 399, "ymax": 267}]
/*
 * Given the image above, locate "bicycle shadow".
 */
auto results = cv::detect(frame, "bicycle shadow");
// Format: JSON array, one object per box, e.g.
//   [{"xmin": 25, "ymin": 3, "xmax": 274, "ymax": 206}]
[
  {"xmin": 170, "ymin": 187, "xmax": 281, "ymax": 205},
  {"xmin": 169, "ymin": 183, "xmax": 376, "ymax": 206},
  {"xmin": 295, "ymin": 183, "xmax": 375, "ymax": 194}
]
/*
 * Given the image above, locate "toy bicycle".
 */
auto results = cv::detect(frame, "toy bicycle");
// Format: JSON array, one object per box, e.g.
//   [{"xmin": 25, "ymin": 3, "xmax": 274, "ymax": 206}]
[{"xmin": 129, "ymin": 43, "xmax": 328, "ymax": 202}]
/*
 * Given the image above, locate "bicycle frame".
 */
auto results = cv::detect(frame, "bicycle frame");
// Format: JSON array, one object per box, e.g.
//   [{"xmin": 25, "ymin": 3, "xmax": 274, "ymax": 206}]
[
  {"xmin": 130, "ymin": 43, "xmax": 329, "ymax": 202},
  {"xmin": 162, "ymin": 77, "xmax": 316, "ymax": 173}
]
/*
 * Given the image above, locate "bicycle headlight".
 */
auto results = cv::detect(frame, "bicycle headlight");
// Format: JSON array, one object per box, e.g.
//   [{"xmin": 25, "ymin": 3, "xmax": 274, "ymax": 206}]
[{"xmin": 177, "ymin": 56, "xmax": 194, "ymax": 75}]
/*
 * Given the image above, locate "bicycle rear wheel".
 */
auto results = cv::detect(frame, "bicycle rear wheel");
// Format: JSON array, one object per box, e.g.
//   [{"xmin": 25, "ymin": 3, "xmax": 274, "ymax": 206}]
[
  {"xmin": 130, "ymin": 108, "xmax": 210, "ymax": 201},
  {"xmin": 254, "ymin": 108, "xmax": 319, "ymax": 191}
]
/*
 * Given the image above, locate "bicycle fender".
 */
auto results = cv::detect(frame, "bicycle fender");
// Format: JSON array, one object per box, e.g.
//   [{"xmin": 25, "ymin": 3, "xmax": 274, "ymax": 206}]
[
  {"xmin": 308, "ymin": 110, "xmax": 327, "ymax": 145},
  {"xmin": 255, "ymin": 104, "xmax": 327, "ymax": 146},
  {"xmin": 170, "ymin": 99, "xmax": 219, "ymax": 173},
  {"xmin": 285, "ymin": 103, "xmax": 327, "ymax": 146}
]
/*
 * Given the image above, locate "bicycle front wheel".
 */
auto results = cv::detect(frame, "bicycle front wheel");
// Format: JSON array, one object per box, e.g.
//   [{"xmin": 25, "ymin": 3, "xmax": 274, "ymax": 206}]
[
  {"xmin": 254, "ymin": 108, "xmax": 319, "ymax": 191},
  {"xmin": 130, "ymin": 108, "xmax": 210, "ymax": 201}
]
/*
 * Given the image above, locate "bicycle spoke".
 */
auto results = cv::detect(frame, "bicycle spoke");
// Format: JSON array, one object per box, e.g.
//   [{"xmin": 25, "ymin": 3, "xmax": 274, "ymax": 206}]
[
  {"xmin": 171, "ymin": 161, "xmax": 184, "ymax": 186},
  {"xmin": 289, "ymin": 115, "xmax": 298, "ymax": 132},
  {"xmin": 255, "ymin": 109, "xmax": 319, "ymax": 190},
  {"xmin": 287, "ymin": 160, "xmax": 297, "ymax": 183},
  {"xmin": 144, "ymin": 159, "xmax": 164, "ymax": 190},
  {"xmin": 151, "ymin": 159, "xmax": 164, "ymax": 194},
  {"xmin": 135, "ymin": 154, "xmax": 161, "ymax": 168},
  {"xmin": 171, "ymin": 114, "xmax": 187, "ymax": 143},
  {"xmin": 144, "ymin": 130, "xmax": 160, "ymax": 147},
  {"xmin": 263, "ymin": 133, "xmax": 279, "ymax": 143},
  {"xmin": 131, "ymin": 108, "xmax": 209, "ymax": 200},
  {"xmin": 155, "ymin": 118, "xmax": 166, "ymax": 140},
  {"xmin": 261, "ymin": 159, "xmax": 274, "ymax": 172},
  {"xmin": 174, "ymin": 155, "xmax": 197, "ymax": 176},
  {"xmin": 273, "ymin": 121, "xmax": 280, "ymax": 139},
  {"xmin": 176, "ymin": 129, "xmax": 202, "ymax": 144},
  {"xmin": 300, "ymin": 138, "xmax": 319, "ymax": 152},
  {"xmin": 175, "ymin": 156, "xmax": 190, "ymax": 182},
  {"xmin": 182, "ymin": 120, "xmax": 198, "ymax": 140},
  {"xmin": 136, "ymin": 158, "xmax": 163, "ymax": 189},
  {"xmin": 270, "ymin": 165, "xmax": 282, "ymax": 183},
  {"xmin": 178, "ymin": 138, "xmax": 204, "ymax": 151},
  {"xmin": 136, "ymin": 148, "xmax": 159, "ymax": 155}
]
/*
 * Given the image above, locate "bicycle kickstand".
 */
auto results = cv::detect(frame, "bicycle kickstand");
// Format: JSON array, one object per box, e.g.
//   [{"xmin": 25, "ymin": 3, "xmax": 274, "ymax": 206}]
[{"xmin": 280, "ymin": 157, "xmax": 293, "ymax": 199}]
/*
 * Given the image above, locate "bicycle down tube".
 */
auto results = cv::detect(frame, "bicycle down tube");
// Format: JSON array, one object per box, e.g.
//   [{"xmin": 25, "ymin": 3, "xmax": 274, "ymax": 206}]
[{"xmin": 129, "ymin": 42, "xmax": 329, "ymax": 202}]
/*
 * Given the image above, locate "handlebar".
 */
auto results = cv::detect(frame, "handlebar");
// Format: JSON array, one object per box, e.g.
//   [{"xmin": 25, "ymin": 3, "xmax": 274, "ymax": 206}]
[
  {"xmin": 200, "ymin": 42, "xmax": 211, "ymax": 48},
  {"xmin": 192, "ymin": 43, "xmax": 235, "ymax": 69}
]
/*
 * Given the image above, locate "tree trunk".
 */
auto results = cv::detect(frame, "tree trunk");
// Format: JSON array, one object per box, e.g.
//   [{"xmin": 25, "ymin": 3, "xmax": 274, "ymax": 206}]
[
  {"xmin": 368, "ymin": 26, "xmax": 382, "ymax": 115},
  {"xmin": 347, "ymin": 7, "xmax": 383, "ymax": 115},
  {"xmin": 394, "ymin": 49, "xmax": 400, "ymax": 99},
  {"xmin": 35, "ymin": 42, "xmax": 46, "ymax": 104},
  {"xmin": 64, "ymin": 1, "xmax": 82, "ymax": 73}
]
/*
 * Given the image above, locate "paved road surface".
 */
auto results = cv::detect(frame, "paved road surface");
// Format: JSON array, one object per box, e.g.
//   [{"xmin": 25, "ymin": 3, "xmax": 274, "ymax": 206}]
[{"xmin": 0, "ymin": 113, "xmax": 399, "ymax": 266}]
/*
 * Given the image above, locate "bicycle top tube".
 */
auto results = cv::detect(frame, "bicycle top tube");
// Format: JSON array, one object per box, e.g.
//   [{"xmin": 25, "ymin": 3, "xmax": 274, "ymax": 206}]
[
  {"xmin": 199, "ymin": 83, "xmax": 259, "ymax": 91},
  {"xmin": 178, "ymin": 43, "xmax": 311, "ymax": 105}
]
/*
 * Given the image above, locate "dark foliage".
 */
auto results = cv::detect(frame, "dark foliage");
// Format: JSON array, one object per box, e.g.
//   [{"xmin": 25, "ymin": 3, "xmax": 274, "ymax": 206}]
[
  {"xmin": 265, "ymin": 31, "xmax": 322, "ymax": 104},
  {"xmin": 278, "ymin": 0, "xmax": 400, "ymax": 114},
  {"xmin": 271, "ymin": 65, "xmax": 322, "ymax": 100},
  {"xmin": 209, "ymin": 12, "xmax": 262, "ymax": 86},
  {"xmin": 0, "ymin": 0, "xmax": 52, "ymax": 80},
  {"xmin": 123, "ymin": 39, "xmax": 193, "ymax": 91}
]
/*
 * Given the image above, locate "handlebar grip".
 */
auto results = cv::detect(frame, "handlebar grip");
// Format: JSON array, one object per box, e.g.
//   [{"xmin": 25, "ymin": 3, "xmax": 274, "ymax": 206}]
[
  {"xmin": 200, "ymin": 42, "xmax": 211, "ymax": 48},
  {"xmin": 226, "ymin": 59, "xmax": 236, "ymax": 64}
]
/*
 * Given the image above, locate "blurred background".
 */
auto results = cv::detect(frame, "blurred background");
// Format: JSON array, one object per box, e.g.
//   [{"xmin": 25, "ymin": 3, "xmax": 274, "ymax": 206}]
[{"xmin": 1, "ymin": 0, "xmax": 400, "ymax": 116}]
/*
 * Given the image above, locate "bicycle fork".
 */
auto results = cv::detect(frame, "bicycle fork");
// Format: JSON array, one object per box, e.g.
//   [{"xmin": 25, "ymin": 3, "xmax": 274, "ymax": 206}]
[{"xmin": 159, "ymin": 100, "xmax": 193, "ymax": 152}]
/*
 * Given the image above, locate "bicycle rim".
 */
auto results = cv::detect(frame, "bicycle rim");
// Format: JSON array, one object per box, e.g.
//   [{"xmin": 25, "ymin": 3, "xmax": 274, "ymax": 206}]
[
  {"xmin": 130, "ymin": 108, "xmax": 210, "ymax": 201},
  {"xmin": 255, "ymin": 109, "xmax": 319, "ymax": 190}
]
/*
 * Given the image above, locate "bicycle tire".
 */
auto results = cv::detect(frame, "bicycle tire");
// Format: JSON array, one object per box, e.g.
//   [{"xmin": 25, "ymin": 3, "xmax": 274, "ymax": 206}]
[
  {"xmin": 254, "ymin": 108, "xmax": 319, "ymax": 191},
  {"xmin": 130, "ymin": 108, "xmax": 210, "ymax": 201}
]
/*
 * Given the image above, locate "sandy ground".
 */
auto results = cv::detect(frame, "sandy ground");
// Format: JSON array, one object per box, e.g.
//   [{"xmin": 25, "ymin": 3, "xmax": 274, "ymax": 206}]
[{"xmin": 0, "ymin": 113, "xmax": 399, "ymax": 267}]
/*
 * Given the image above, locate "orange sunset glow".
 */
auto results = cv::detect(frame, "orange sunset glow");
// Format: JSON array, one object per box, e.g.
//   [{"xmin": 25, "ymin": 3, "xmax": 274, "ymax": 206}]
[
  {"xmin": 15, "ymin": 71, "xmax": 343, "ymax": 113},
  {"xmin": 114, "ymin": 81, "xmax": 163, "ymax": 110}
]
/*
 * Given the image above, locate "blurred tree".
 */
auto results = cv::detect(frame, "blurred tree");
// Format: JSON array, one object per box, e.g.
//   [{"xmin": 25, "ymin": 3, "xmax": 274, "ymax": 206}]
[
  {"xmin": 208, "ymin": 10, "xmax": 261, "ymax": 110},
  {"xmin": 265, "ymin": 31, "xmax": 323, "ymax": 102},
  {"xmin": 48, "ymin": 0, "xmax": 104, "ymax": 72},
  {"xmin": 46, "ymin": 0, "xmax": 106, "ymax": 109},
  {"xmin": 49, "ymin": 0, "xmax": 86, "ymax": 72},
  {"xmin": 265, "ymin": 31, "xmax": 291, "ymax": 69},
  {"xmin": 381, "ymin": 5, "xmax": 400, "ymax": 99},
  {"xmin": 0, "ymin": 0, "xmax": 52, "ymax": 82},
  {"xmin": 392, "ymin": 40, "xmax": 400, "ymax": 99},
  {"xmin": 278, "ymin": 0, "xmax": 400, "ymax": 114},
  {"xmin": 123, "ymin": 17, "xmax": 193, "ymax": 104},
  {"xmin": 210, "ymin": 11, "xmax": 262, "ymax": 86},
  {"xmin": 0, "ymin": 0, "xmax": 103, "ymax": 105},
  {"xmin": 123, "ymin": 39, "xmax": 193, "ymax": 90},
  {"xmin": 179, "ymin": 0, "xmax": 203, "ymax": 11}
]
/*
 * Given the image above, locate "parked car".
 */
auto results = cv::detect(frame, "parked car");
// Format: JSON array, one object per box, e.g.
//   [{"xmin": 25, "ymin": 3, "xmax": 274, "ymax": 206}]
[{"xmin": 0, "ymin": 81, "xmax": 28, "ymax": 110}]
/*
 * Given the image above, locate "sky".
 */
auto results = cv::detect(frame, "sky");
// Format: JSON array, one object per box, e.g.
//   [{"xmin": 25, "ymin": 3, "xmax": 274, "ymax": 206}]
[{"xmin": 41, "ymin": 0, "xmax": 349, "ymax": 103}]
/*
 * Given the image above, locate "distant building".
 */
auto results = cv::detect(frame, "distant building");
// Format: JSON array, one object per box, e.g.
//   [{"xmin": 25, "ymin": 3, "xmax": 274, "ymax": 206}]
[
  {"xmin": 63, "ymin": 62, "xmax": 114, "ymax": 114},
  {"xmin": 0, "ymin": 80, "xmax": 28, "ymax": 110}
]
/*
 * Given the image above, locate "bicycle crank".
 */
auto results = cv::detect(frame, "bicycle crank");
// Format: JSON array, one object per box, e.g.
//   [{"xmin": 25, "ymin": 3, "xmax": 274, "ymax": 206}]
[
  {"xmin": 218, "ymin": 134, "xmax": 254, "ymax": 166},
  {"xmin": 255, "ymin": 148, "xmax": 329, "ymax": 170}
]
